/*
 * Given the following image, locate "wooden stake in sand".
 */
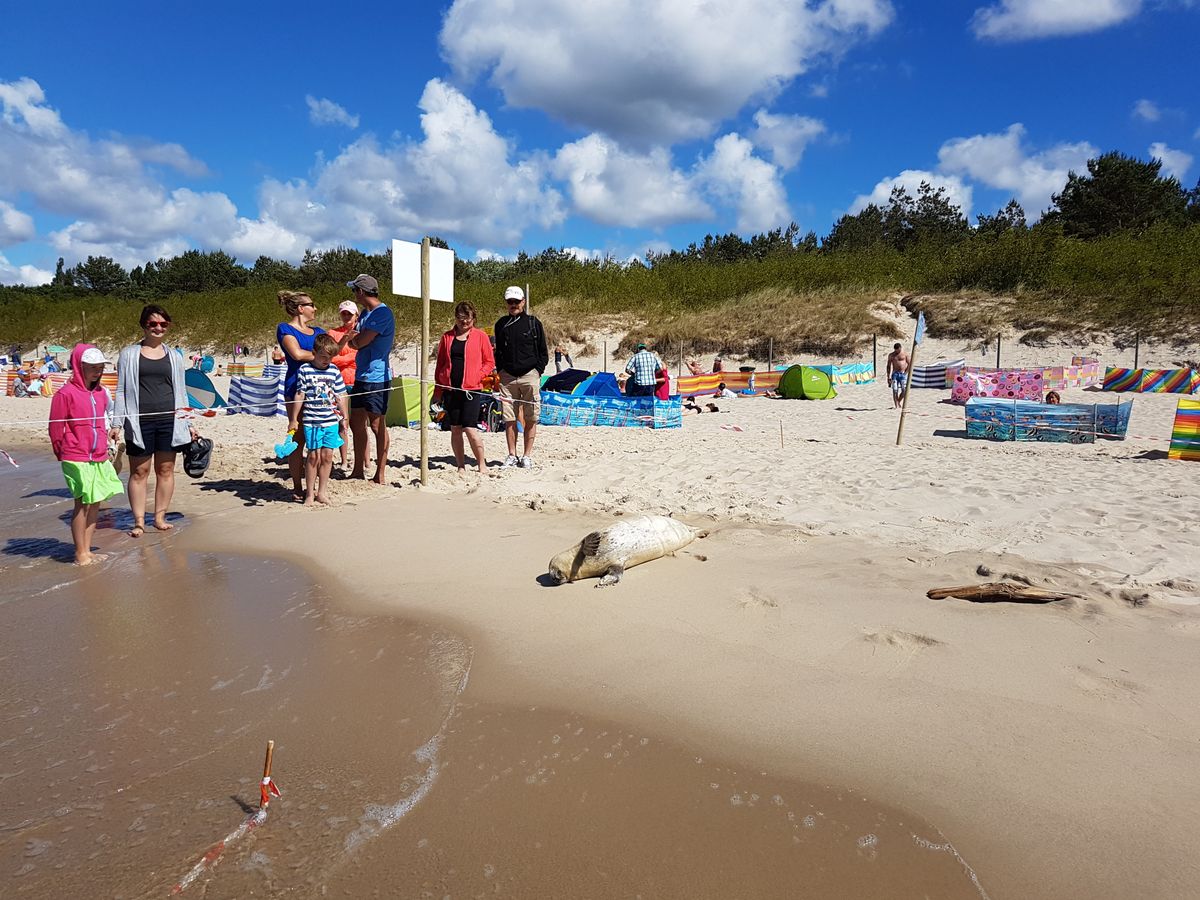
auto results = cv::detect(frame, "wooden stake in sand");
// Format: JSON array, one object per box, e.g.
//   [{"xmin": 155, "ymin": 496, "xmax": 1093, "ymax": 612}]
[
  {"xmin": 171, "ymin": 740, "xmax": 281, "ymax": 895},
  {"xmin": 895, "ymin": 312, "xmax": 925, "ymax": 446},
  {"xmin": 779, "ymin": 420, "xmax": 784, "ymax": 449}
]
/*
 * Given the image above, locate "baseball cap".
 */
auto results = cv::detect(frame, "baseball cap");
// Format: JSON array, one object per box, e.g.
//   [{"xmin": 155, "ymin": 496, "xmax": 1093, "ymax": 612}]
[
  {"xmin": 347, "ymin": 274, "xmax": 379, "ymax": 294},
  {"xmin": 636, "ymin": 343, "xmax": 647, "ymax": 350},
  {"xmin": 80, "ymin": 347, "xmax": 108, "ymax": 365},
  {"xmin": 338, "ymin": 300, "xmax": 358, "ymax": 314},
  {"xmin": 504, "ymin": 286, "xmax": 525, "ymax": 302}
]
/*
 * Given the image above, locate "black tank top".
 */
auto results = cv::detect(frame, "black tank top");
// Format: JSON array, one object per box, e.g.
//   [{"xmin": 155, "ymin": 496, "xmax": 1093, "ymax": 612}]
[
  {"xmin": 450, "ymin": 336, "xmax": 466, "ymax": 388},
  {"xmin": 138, "ymin": 351, "xmax": 174, "ymax": 414}
]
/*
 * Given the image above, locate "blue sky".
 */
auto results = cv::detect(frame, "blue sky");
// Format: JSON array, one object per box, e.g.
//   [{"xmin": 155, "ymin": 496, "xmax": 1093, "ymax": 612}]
[{"xmin": 1, "ymin": 0, "xmax": 1196, "ymax": 284}]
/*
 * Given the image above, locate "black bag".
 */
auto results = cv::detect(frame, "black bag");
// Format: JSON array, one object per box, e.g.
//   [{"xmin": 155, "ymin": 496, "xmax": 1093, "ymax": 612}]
[
  {"xmin": 478, "ymin": 394, "xmax": 505, "ymax": 433},
  {"xmin": 182, "ymin": 436, "xmax": 213, "ymax": 478}
]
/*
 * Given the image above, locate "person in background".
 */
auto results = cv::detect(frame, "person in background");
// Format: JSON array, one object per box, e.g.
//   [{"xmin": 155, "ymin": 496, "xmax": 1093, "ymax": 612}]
[
  {"xmin": 9, "ymin": 344, "xmax": 21, "ymax": 366},
  {"xmin": 1045, "ymin": 390, "xmax": 1062, "ymax": 405},
  {"xmin": 336, "ymin": 274, "xmax": 395, "ymax": 484},
  {"xmin": 712, "ymin": 356, "xmax": 725, "ymax": 374},
  {"xmin": 714, "ymin": 382, "xmax": 737, "ymax": 399},
  {"xmin": 554, "ymin": 344, "xmax": 574, "ymax": 374},
  {"xmin": 287, "ymin": 333, "xmax": 348, "ymax": 505},
  {"xmin": 654, "ymin": 365, "xmax": 671, "ymax": 400},
  {"xmin": 13, "ymin": 369, "xmax": 36, "ymax": 398},
  {"xmin": 624, "ymin": 342, "xmax": 662, "ymax": 396},
  {"xmin": 50, "ymin": 344, "xmax": 125, "ymax": 565},
  {"xmin": 114, "ymin": 304, "xmax": 197, "ymax": 537},
  {"xmin": 686, "ymin": 358, "xmax": 705, "ymax": 376},
  {"xmin": 276, "ymin": 290, "xmax": 325, "ymax": 499},
  {"xmin": 434, "ymin": 300, "xmax": 495, "ymax": 474},
  {"xmin": 326, "ymin": 299, "xmax": 360, "ymax": 467},
  {"xmin": 494, "ymin": 285, "xmax": 548, "ymax": 469},
  {"xmin": 886, "ymin": 342, "xmax": 910, "ymax": 410}
]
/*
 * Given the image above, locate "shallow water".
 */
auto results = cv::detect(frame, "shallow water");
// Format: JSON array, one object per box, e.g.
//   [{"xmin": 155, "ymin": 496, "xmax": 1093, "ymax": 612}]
[{"xmin": 0, "ymin": 455, "xmax": 989, "ymax": 898}]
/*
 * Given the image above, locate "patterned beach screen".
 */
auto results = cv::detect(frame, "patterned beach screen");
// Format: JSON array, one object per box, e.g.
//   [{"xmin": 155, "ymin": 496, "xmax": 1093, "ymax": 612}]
[
  {"xmin": 812, "ymin": 362, "xmax": 876, "ymax": 385},
  {"xmin": 539, "ymin": 392, "xmax": 682, "ymax": 428},
  {"xmin": 227, "ymin": 374, "xmax": 285, "ymax": 417},
  {"xmin": 909, "ymin": 358, "xmax": 964, "ymax": 389},
  {"xmin": 1168, "ymin": 398, "xmax": 1200, "ymax": 461},
  {"xmin": 951, "ymin": 368, "xmax": 1044, "ymax": 404},
  {"xmin": 675, "ymin": 370, "xmax": 782, "ymax": 396},
  {"xmin": 965, "ymin": 397, "xmax": 1132, "ymax": 443},
  {"xmin": 1103, "ymin": 367, "xmax": 1199, "ymax": 393}
]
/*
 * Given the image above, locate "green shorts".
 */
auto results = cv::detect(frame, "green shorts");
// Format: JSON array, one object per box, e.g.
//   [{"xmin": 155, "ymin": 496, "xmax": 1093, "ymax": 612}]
[{"xmin": 61, "ymin": 461, "xmax": 124, "ymax": 505}]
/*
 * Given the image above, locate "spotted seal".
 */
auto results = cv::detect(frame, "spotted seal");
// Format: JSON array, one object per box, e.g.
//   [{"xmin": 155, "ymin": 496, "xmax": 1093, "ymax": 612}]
[{"xmin": 547, "ymin": 515, "xmax": 699, "ymax": 587}]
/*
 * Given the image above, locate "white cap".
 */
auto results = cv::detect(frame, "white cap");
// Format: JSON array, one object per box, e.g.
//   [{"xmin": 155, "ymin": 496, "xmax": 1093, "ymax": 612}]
[
  {"xmin": 504, "ymin": 285, "xmax": 525, "ymax": 301},
  {"xmin": 80, "ymin": 347, "xmax": 108, "ymax": 365},
  {"xmin": 338, "ymin": 300, "xmax": 358, "ymax": 314}
]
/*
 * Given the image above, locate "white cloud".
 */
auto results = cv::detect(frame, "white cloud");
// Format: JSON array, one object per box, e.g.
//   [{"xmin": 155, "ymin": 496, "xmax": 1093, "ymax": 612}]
[
  {"xmin": 0, "ymin": 251, "xmax": 51, "ymax": 286},
  {"xmin": 0, "ymin": 76, "xmax": 565, "ymax": 266},
  {"xmin": 697, "ymin": 133, "xmax": 790, "ymax": 233},
  {"xmin": 937, "ymin": 123, "xmax": 1096, "ymax": 216},
  {"xmin": 441, "ymin": 0, "xmax": 893, "ymax": 144},
  {"xmin": 262, "ymin": 79, "xmax": 565, "ymax": 251},
  {"xmin": 1133, "ymin": 98, "xmax": 1162, "ymax": 122},
  {"xmin": 474, "ymin": 248, "xmax": 510, "ymax": 261},
  {"xmin": 0, "ymin": 200, "xmax": 35, "ymax": 244},
  {"xmin": 750, "ymin": 109, "xmax": 825, "ymax": 169},
  {"xmin": 305, "ymin": 95, "xmax": 360, "ymax": 129},
  {"xmin": 810, "ymin": 83, "xmax": 831, "ymax": 99},
  {"xmin": 1149, "ymin": 142, "xmax": 1194, "ymax": 181},
  {"xmin": 971, "ymin": 0, "xmax": 1142, "ymax": 40},
  {"xmin": 849, "ymin": 169, "xmax": 973, "ymax": 219},
  {"xmin": 552, "ymin": 134, "xmax": 710, "ymax": 227}
]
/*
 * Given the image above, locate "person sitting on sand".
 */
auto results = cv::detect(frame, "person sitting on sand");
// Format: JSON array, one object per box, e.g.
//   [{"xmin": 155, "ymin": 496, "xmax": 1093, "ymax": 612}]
[
  {"xmin": 714, "ymin": 381, "xmax": 737, "ymax": 399},
  {"xmin": 288, "ymin": 334, "xmax": 349, "ymax": 506},
  {"xmin": 1045, "ymin": 390, "xmax": 1061, "ymax": 405},
  {"xmin": 13, "ymin": 369, "xmax": 37, "ymax": 398},
  {"xmin": 712, "ymin": 356, "xmax": 725, "ymax": 373}
]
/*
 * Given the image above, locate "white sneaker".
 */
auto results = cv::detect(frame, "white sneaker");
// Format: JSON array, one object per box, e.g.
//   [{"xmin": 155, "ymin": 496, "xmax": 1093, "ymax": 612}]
[
  {"xmin": 519, "ymin": 455, "xmax": 533, "ymax": 469},
  {"xmin": 502, "ymin": 454, "xmax": 519, "ymax": 468}
]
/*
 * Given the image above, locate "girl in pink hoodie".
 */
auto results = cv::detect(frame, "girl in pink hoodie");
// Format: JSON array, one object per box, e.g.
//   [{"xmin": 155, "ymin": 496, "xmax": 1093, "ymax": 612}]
[{"xmin": 48, "ymin": 343, "xmax": 125, "ymax": 565}]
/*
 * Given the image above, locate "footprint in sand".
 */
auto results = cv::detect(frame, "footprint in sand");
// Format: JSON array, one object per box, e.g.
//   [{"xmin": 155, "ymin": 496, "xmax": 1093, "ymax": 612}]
[
  {"xmin": 854, "ymin": 630, "xmax": 944, "ymax": 676},
  {"xmin": 863, "ymin": 630, "xmax": 943, "ymax": 651},
  {"xmin": 736, "ymin": 589, "xmax": 779, "ymax": 611},
  {"xmin": 1071, "ymin": 665, "xmax": 1142, "ymax": 702}
]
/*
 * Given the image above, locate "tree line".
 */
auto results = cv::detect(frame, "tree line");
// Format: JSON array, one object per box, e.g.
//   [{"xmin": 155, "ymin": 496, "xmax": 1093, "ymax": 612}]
[{"xmin": 8, "ymin": 151, "xmax": 1200, "ymax": 302}]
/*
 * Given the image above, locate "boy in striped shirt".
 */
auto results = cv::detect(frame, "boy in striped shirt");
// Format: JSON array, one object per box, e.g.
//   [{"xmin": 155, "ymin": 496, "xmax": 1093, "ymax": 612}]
[{"xmin": 289, "ymin": 333, "xmax": 349, "ymax": 506}]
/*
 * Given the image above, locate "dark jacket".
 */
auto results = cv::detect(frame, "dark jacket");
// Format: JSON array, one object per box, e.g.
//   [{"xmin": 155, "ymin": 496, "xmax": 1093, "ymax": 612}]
[{"xmin": 494, "ymin": 312, "xmax": 549, "ymax": 377}]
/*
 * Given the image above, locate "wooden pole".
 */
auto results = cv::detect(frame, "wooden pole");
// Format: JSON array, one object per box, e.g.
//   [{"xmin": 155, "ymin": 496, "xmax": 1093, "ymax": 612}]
[
  {"xmin": 779, "ymin": 420, "xmax": 784, "ymax": 449},
  {"xmin": 895, "ymin": 342, "xmax": 919, "ymax": 446},
  {"xmin": 525, "ymin": 282, "xmax": 531, "ymax": 314},
  {"xmin": 419, "ymin": 238, "xmax": 430, "ymax": 487},
  {"xmin": 768, "ymin": 337, "xmax": 773, "ymax": 373},
  {"xmin": 260, "ymin": 740, "xmax": 275, "ymax": 809},
  {"xmin": 81, "ymin": 310, "xmax": 87, "ymax": 344},
  {"xmin": 678, "ymin": 340, "xmax": 683, "ymax": 378},
  {"xmin": 872, "ymin": 334, "xmax": 877, "ymax": 379},
  {"xmin": 1133, "ymin": 331, "xmax": 1140, "ymax": 369},
  {"xmin": 995, "ymin": 334, "xmax": 1001, "ymax": 370},
  {"xmin": 603, "ymin": 341, "xmax": 608, "ymax": 373}
]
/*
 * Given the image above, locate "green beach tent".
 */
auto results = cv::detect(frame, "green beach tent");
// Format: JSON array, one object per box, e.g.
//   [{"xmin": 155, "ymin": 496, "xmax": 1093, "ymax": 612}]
[{"xmin": 776, "ymin": 365, "xmax": 837, "ymax": 400}]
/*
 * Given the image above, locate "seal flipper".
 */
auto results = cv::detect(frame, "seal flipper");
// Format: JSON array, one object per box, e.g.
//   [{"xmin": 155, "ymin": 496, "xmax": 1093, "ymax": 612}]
[
  {"xmin": 581, "ymin": 531, "xmax": 605, "ymax": 556},
  {"xmin": 596, "ymin": 564, "xmax": 625, "ymax": 587}
]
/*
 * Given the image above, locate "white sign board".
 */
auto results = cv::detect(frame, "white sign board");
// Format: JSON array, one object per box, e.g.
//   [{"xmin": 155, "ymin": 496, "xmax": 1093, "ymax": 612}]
[{"xmin": 392, "ymin": 239, "xmax": 455, "ymax": 302}]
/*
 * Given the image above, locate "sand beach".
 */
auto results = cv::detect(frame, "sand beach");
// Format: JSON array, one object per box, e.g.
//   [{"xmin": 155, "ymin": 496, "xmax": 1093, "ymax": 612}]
[{"xmin": 1, "ymin": 331, "xmax": 1198, "ymax": 898}]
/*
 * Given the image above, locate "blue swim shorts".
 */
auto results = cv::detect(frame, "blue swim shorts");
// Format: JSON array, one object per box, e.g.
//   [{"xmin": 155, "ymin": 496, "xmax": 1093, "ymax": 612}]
[
  {"xmin": 304, "ymin": 423, "xmax": 344, "ymax": 450},
  {"xmin": 350, "ymin": 380, "xmax": 389, "ymax": 415},
  {"xmin": 890, "ymin": 371, "xmax": 907, "ymax": 392}
]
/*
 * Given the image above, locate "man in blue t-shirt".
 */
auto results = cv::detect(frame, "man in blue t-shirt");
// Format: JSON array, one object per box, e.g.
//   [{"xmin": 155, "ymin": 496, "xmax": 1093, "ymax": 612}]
[{"xmin": 335, "ymin": 274, "xmax": 395, "ymax": 484}]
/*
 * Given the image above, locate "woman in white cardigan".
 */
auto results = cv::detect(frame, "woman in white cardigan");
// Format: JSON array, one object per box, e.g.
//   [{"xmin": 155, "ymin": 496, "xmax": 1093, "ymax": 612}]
[{"xmin": 112, "ymin": 305, "xmax": 196, "ymax": 537}]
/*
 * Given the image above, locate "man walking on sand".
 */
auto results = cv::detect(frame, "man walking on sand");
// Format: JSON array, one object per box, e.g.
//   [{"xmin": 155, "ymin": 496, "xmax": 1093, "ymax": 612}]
[
  {"xmin": 495, "ymin": 286, "xmax": 548, "ymax": 469},
  {"xmin": 886, "ymin": 342, "xmax": 910, "ymax": 410},
  {"xmin": 336, "ymin": 274, "xmax": 395, "ymax": 483}
]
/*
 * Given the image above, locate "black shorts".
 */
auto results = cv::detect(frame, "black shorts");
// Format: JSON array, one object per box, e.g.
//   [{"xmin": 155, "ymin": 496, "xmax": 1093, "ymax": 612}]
[
  {"xmin": 126, "ymin": 415, "xmax": 185, "ymax": 457},
  {"xmin": 350, "ymin": 380, "xmax": 389, "ymax": 415},
  {"xmin": 442, "ymin": 389, "xmax": 484, "ymax": 429}
]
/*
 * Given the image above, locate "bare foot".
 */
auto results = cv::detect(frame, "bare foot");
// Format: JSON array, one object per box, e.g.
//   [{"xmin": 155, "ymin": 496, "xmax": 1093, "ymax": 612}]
[
  {"xmin": 315, "ymin": 493, "xmax": 331, "ymax": 505},
  {"xmin": 349, "ymin": 469, "xmax": 366, "ymax": 480},
  {"xmin": 153, "ymin": 519, "xmax": 175, "ymax": 532},
  {"xmin": 128, "ymin": 524, "xmax": 145, "ymax": 538},
  {"xmin": 74, "ymin": 553, "xmax": 107, "ymax": 566},
  {"xmin": 303, "ymin": 495, "xmax": 315, "ymax": 506},
  {"xmin": 371, "ymin": 470, "xmax": 386, "ymax": 485}
]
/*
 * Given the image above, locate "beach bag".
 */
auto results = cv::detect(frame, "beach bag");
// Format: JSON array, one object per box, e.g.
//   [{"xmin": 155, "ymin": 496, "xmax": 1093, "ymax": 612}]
[{"xmin": 478, "ymin": 394, "xmax": 504, "ymax": 432}]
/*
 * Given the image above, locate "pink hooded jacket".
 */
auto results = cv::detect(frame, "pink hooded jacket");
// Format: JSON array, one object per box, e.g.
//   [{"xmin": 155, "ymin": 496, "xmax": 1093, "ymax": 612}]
[{"xmin": 48, "ymin": 343, "xmax": 112, "ymax": 463}]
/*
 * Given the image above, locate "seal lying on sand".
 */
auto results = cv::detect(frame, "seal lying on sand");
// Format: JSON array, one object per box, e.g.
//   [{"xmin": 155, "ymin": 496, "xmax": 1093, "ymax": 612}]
[{"xmin": 547, "ymin": 515, "xmax": 699, "ymax": 587}]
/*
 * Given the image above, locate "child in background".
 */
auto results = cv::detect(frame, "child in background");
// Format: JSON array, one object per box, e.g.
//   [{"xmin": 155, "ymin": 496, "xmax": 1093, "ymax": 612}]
[
  {"xmin": 48, "ymin": 344, "xmax": 125, "ymax": 566},
  {"xmin": 714, "ymin": 381, "xmax": 738, "ymax": 399},
  {"xmin": 288, "ymin": 334, "xmax": 348, "ymax": 506}
]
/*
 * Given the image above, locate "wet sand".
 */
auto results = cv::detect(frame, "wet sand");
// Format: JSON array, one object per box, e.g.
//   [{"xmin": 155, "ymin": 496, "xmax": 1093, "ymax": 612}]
[{"xmin": 0, "ymin": 457, "xmax": 984, "ymax": 898}]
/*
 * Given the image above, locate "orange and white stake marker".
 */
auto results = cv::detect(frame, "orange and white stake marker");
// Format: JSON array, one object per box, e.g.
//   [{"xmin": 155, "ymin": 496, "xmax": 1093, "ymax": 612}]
[{"xmin": 171, "ymin": 740, "xmax": 281, "ymax": 895}]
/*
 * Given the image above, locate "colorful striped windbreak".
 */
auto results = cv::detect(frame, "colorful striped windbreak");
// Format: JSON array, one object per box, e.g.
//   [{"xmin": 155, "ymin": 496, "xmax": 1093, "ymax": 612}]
[{"xmin": 1168, "ymin": 398, "xmax": 1200, "ymax": 461}]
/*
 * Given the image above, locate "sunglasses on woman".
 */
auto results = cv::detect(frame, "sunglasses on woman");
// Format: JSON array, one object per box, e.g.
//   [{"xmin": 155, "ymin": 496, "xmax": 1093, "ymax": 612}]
[{"xmin": 145, "ymin": 320, "xmax": 170, "ymax": 329}]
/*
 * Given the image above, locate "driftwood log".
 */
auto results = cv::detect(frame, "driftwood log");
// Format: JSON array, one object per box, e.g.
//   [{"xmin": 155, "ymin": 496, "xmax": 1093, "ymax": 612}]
[{"xmin": 927, "ymin": 582, "xmax": 1073, "ymax": 604}]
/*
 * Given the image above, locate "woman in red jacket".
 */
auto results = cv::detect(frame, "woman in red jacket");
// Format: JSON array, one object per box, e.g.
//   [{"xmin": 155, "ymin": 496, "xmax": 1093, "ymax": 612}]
[{"xmin": 434, "ymin": 301, "xmax": 495, "ymax": 473}]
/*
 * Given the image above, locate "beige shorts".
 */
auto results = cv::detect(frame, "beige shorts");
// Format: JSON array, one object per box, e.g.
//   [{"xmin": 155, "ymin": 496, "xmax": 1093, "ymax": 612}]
[{"xmin": 498, "ymin": 370, "xmax": 541, "ymax": 423}]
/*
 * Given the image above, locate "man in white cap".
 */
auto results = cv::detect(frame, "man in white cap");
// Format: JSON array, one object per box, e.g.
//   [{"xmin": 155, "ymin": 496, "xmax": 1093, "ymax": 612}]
[
  {"xmin": 494, "ymin": 286, "xmax": 548, "ymax": 468},
  {"xmin": 336, "ymin": 274, "xmax": 395, "ymax": 483}
]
